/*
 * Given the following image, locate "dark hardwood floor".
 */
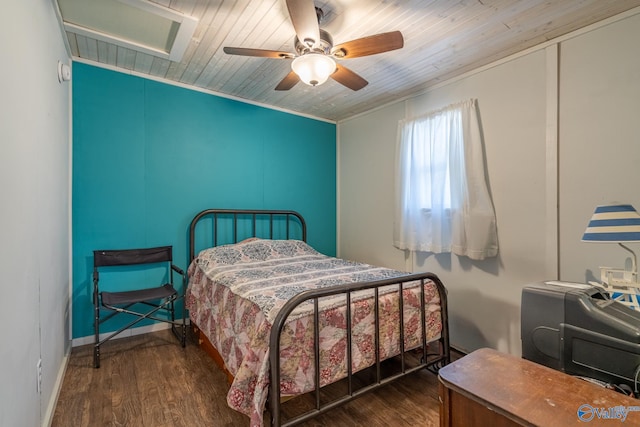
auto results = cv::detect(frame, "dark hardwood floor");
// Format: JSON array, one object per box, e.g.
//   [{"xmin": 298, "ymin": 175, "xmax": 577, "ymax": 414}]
[{"xmin": 52, "ymin": 329, "xmax": 456, "ymax": 426}]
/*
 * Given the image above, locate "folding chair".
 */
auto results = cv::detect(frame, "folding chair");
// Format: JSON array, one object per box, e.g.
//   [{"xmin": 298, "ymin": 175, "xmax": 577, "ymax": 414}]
[{"xmin": 93, "ymin": 245, "xmax": 186, "ymax": 368}]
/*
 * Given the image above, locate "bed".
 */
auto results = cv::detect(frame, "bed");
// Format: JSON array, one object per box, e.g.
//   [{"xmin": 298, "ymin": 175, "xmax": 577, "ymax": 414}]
[{"xmin": 186, "ymin": 209, "xmax": 450, "ymax": 427}]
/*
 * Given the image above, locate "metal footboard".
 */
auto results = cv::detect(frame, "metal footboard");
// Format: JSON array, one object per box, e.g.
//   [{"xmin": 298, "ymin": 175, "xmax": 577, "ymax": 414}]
[{"xmin": 268, "ymin": 272, "xmax": 450, "ymax": 426}]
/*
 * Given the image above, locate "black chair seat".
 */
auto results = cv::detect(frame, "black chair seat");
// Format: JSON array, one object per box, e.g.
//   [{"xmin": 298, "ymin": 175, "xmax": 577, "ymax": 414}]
[{"xmin": 102, "ymin": 284, "xmax": 177, "ymax": 306}]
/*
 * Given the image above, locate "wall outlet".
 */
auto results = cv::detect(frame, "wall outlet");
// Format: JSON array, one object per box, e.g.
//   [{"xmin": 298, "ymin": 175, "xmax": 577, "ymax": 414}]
[{"xmin": 37, "ymin": 358, "xmax": 42, "ymax": 394}]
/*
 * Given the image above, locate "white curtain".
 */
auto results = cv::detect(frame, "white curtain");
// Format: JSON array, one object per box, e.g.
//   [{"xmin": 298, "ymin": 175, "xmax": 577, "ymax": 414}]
[{"xmin": 393, "ymin": 99, "xmax": 498, "ymax": 260}]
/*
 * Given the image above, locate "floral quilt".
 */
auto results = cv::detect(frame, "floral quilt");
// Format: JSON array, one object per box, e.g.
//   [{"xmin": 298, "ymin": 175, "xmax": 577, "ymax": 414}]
[{"xmin": 186, "ymin": 239, "xmax": 442, "ymax": 427}]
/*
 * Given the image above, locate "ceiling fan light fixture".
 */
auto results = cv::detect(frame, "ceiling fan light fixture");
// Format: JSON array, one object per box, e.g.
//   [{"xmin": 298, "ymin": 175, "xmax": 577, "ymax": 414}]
[{"xmin": 291, "ymin": 53, "xmax": 336, "ymax": 86}]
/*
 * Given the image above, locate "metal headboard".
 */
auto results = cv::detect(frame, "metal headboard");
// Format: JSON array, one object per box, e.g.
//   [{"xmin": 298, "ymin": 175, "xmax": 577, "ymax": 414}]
[{"xmin": 188, "ymin": 209, "xmax": 307, "ymax": 261}]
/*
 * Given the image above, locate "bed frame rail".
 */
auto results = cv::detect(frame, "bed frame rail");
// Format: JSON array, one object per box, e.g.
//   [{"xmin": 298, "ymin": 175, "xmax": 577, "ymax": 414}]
[{"xmin": 269, "ymin": 272, "xmax": 450, "ymax": 426}]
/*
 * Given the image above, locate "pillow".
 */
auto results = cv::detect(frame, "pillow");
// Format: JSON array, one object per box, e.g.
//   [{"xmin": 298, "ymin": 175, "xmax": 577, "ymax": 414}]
[
  {"xmin": 236, "ymin": 237, "xmax": 261, "ymax": 245},
  {"xmin": 196, "ymin": 239, "xmax": 319, "ymax": 270}
]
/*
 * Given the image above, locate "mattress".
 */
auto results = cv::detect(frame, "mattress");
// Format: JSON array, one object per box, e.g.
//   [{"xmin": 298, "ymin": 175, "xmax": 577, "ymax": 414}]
[{"xmin": 186, "ymin": 238, "xmax": 442, "ymax": 426}]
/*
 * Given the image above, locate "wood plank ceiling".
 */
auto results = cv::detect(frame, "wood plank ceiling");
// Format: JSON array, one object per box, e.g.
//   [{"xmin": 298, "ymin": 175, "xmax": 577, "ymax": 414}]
[{"xmin": 59, "ymin": 0, "xmax": 640, "ymax": 122}]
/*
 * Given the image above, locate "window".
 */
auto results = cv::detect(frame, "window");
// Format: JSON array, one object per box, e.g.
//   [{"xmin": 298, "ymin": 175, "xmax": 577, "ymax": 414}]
[
  {"xmin": 408, "ymin": 108, "xmax": 456, "ymax": 211},
  {"xmin": 393, "ymin": 99, "xmax": 498, "ymax": 260}
]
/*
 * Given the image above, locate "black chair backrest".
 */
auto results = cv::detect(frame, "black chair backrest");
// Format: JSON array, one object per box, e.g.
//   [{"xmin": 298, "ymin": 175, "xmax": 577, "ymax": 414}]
[{"xmin": 94, "ymin": 246, "xmax": 172, "ymax": 268}]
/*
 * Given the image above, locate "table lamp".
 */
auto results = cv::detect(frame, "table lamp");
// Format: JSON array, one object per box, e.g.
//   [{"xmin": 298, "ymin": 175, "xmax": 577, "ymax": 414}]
[{"xmin": 582, "ymin": 204, "xmax": 640, "ymax": 308}]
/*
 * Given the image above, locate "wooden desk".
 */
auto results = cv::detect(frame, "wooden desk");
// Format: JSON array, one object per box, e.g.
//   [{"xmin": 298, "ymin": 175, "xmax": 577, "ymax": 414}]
[{"xmin": 438, "ymin": 348, "xmax": 640, "ymax": 426}]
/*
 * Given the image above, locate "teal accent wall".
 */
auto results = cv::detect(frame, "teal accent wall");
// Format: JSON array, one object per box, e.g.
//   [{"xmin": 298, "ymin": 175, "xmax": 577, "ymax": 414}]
[{"xmin": 72, "ymin": 63, "xmax": 336, "ymax": 340}]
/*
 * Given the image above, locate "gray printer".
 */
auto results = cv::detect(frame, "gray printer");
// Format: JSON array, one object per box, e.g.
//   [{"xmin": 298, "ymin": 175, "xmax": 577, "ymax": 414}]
[{"xmin": 521, "ymin": 281, "xmax": 640, "ymax": 387}]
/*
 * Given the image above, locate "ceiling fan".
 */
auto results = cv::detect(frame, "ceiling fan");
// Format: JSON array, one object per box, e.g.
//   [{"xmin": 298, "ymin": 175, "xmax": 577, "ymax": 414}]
[{"xmin": 222, "ymin": 0, "xmax": 404, "ymax": 91}]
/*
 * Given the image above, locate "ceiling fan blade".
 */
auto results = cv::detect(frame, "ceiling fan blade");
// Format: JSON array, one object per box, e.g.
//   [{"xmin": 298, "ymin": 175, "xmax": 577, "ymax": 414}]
[
  {"xmin": 275, "ymin": 71, "xmax": 300, "ymax": 91},
  {"xmin": 331, "ymin": 65, "xmax": 368, "ymax": 91},
  {"xmin": 286, "ymin": 0, "xmax": 320, "ymax": 49},
  {"xmin": 223, "ymin": 47, "xmax": 294, "ymax": 59},
  {"xmin": 331, "ymin": 31, "xmax": 404, "ymax": 59}
]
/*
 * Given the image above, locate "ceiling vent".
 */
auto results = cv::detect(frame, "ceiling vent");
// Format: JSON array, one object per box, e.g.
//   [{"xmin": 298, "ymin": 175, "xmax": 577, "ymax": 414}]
[{"xmin": 57, "ymin": 0, "xmax": 198, "ymax": 62}]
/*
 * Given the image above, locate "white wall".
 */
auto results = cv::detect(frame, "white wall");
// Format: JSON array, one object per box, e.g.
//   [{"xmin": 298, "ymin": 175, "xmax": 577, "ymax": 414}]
[
  {"xmin": 337, "ymin": 10, "xmax": 640, "ymax": 355},
  {"xmin": 0, "ymin": 1, "xmax": 71, "ymax": 426},
  {"xmin": 559, "ymin": 13, "xmax": 640, "ymax": 284}
]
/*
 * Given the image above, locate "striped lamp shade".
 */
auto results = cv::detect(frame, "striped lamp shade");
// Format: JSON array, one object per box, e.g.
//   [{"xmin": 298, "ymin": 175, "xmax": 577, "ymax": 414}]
[{"xmin": 582, "ymin": 204, "xmax": 640, "ymax": 242}]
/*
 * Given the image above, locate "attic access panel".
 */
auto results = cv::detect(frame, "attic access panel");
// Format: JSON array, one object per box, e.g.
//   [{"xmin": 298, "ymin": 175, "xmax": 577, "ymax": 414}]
[{"xmin": 57, "ymin": 0, "xmax": 197, "ymax": 61}]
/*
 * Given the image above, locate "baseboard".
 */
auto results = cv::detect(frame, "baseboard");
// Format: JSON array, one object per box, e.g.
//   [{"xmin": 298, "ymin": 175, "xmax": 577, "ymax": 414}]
[
  {"xmin": 71, "ymin": 319, "xmax": 190, "ymax": 347},
  {"xmin": 450, "ymin": 345, "xmax": 468, "ymax": 355},
  {"xmin": 42, "ymin": 350, "xmax": 69, "ymax": 427},
  {"xmin": 450, "ymin": 345, "xmax": 469, "ymax": 360}
]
